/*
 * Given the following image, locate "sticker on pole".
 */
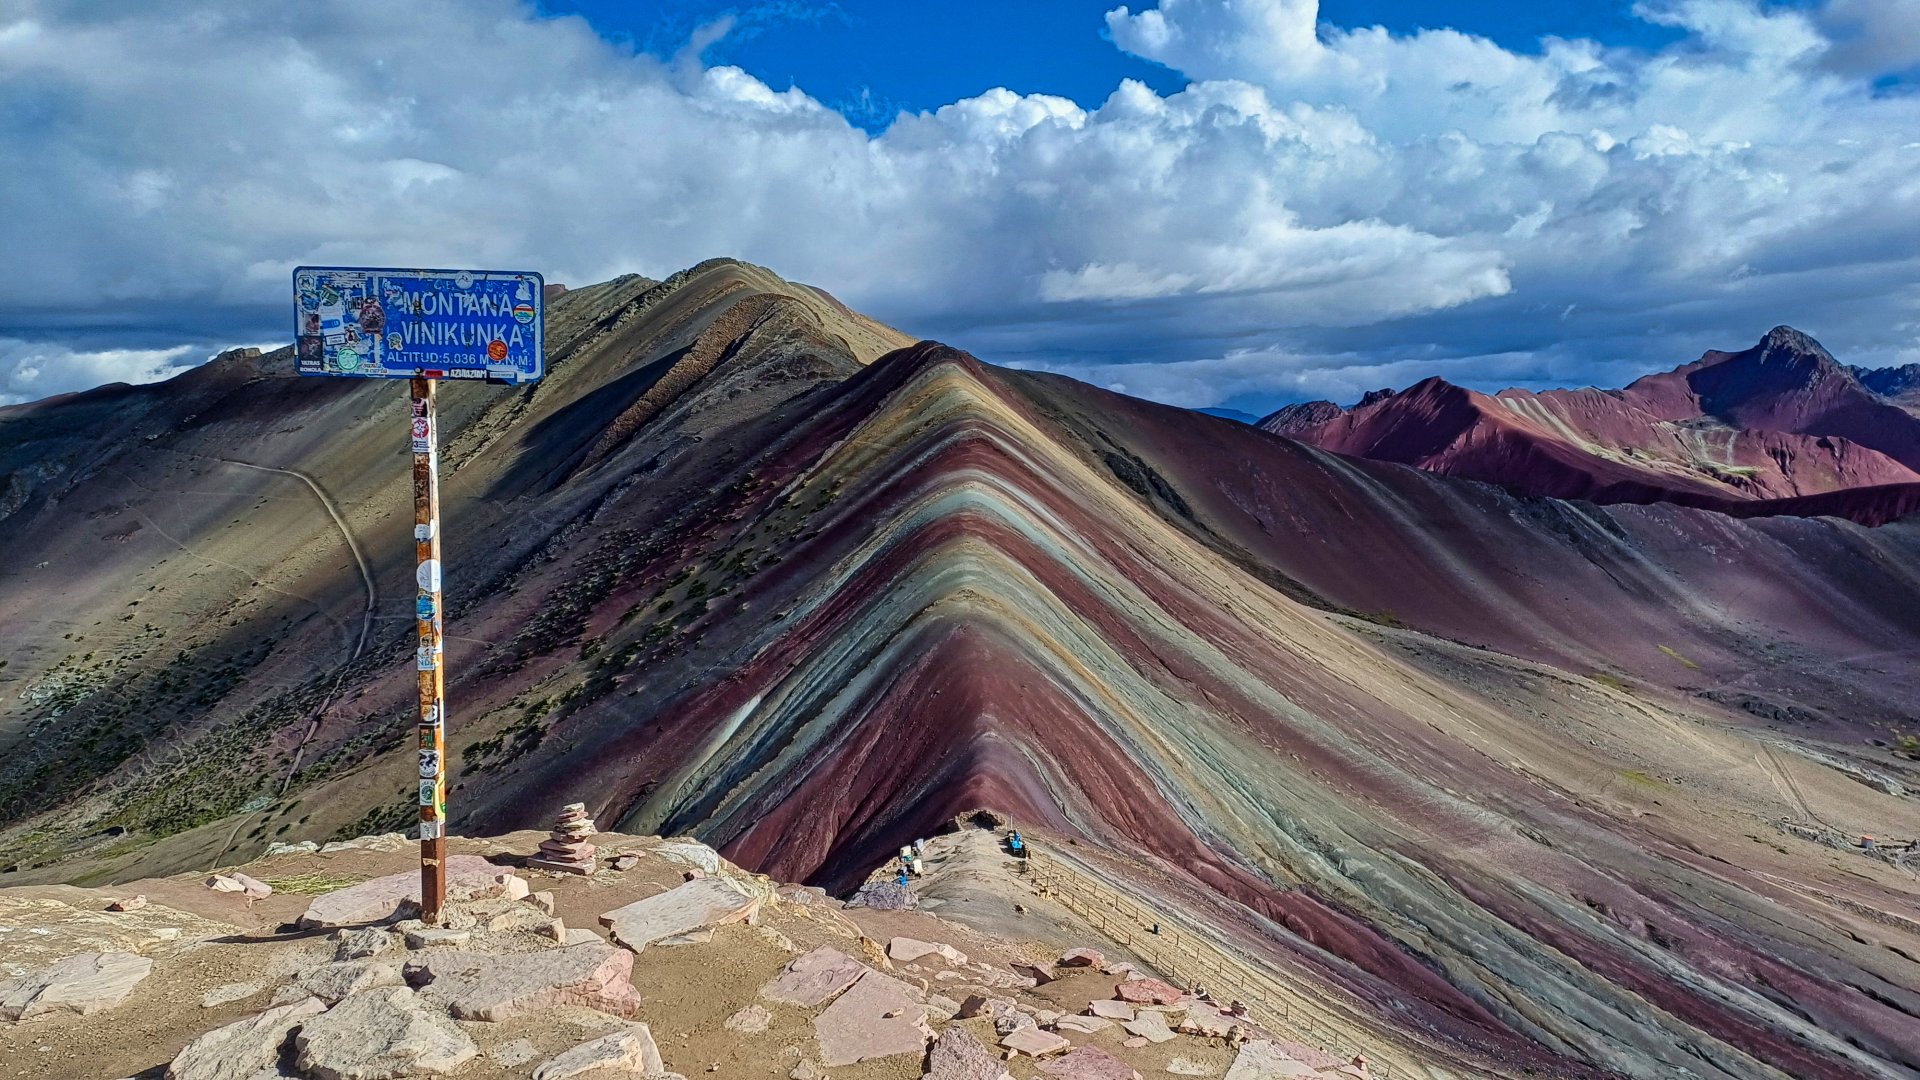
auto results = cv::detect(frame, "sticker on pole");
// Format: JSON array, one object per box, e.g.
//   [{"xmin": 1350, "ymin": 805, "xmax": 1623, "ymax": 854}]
[{"xmin": 293, "ymin": 266, "xmax": 545, "ymax": 384}]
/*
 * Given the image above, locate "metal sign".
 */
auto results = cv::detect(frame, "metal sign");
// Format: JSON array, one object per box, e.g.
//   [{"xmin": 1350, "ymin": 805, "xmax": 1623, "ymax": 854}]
[
  {"xmin": 289, "ymin": 267, "xmax": 546, "ymax": 925},
  {"xmin": 293, "ymin": 266, "xmax": 545, "ymax": 384}
]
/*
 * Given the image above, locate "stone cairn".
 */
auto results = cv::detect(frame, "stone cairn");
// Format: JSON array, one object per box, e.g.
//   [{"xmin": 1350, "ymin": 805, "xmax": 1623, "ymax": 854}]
[{"xmin": 526, "ymin": 802, "xmax": 598, "ymax": 875}]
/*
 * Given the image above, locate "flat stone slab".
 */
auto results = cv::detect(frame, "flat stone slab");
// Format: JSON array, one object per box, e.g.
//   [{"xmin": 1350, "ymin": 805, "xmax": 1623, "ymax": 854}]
[
  {"xmin": 813, "ymin": 969, "xmax": 933, "ymax": 1066},
  {"xmin": 296, "ymin": 961, "xmax": 402, "ymax": 1005},
  {"xmin": 294, "ymin": 986, "xmax": 478, "ymax": 1079},
  {"xmin": 1052, "ymin": 1014, "xmax": 1113, "ymax": 1035},
  {"xmin": 1224, "ymin": 1042, "xmax": 1320, "ymax": 1080},
  {"xmin": 1088, "ymin": 999, "xmax": 1135, "ymax": 1021},
  {"xmin": 654, "ymin": 840, "xmax": 723, "ymax": 873},
  {"xmin": 1000, "ymin": 1026, "xmax": 1071, "ymax": 1058},
  {"xmin": 925, "ymin": 1027, "xmax": 1013, "ymax": 1080},
  {"xmin": 333, "ymin": 928, "xmax": 395, "ymax": 961},
  {"xmin": 1, "ymin": 951, "xmax": 152, "ymax": 1020},
  {"xmin": 1179, "ymin": 1001, "xmax": 1238, "ymax": 1038},
  {"xmin": 1037, "ymin": 1047, "xmax": 1145, "ymax": 1080},
  {"xmin": 888, "ymin": 936, "xmax": 940, "ymax": 962},
  {"xmin": 405, "ymin": 940, "xmax": 640, "ymax": 1020},
  {"xmin": 760, "ymin": 946, "xmax": 868, "ymax": 1007},
  {"xmin": 1057, "ymin": 948, "xmax": 1105, "ymax": 968},
  {"xmin": 1114, "ymin": 977, "xmax": 1185, "ymax": 1005},
  {"xmin": 599, "ymin": 877, "xmax": 759, "ymax": 953},
  {"xmin": 166, "ymin": 997, "xmax": 326, "ymax": 1080},
  {"xmin": 532, "ymin": 1025, "xmax": 663, "ymax": 1080},
  {"xmin": 297, "ymin": 855, "xmax": 516, "ymax": 928},
  {"xmin": 1123, "ymin": 1010, "xmax": 1176, "ymax": 1043}
]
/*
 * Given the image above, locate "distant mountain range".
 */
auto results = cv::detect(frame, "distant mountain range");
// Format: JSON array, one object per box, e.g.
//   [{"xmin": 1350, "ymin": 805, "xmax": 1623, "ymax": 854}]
[
  {"xmin": 1262, "ymin": 327, "xmax": 1920, "ymax": 523},
  {"xmin": 3, "ymin": 268, "xmax": 1917, "ymax": 1078}
]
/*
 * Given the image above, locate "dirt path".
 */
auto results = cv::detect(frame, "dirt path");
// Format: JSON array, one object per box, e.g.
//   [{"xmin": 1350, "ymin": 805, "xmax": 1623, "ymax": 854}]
[{"xmin": 206, "ymin": 458, "xmax": 380, "ymax": 869}]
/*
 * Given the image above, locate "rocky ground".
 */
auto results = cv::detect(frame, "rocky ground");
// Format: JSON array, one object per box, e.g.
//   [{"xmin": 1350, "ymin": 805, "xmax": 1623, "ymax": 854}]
[{"xmin": 0, "ymin": 829, "xmax": 1374, "ymax": 1080}]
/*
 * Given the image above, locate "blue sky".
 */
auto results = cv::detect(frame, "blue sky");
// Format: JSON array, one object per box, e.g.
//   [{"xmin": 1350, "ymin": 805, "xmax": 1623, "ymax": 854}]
[
  {"xmin": 2, "ymin": 0, "xmax": 1918, "ymax": 413},
  {"xmin": 540, "ymin": 0, "xmax": 1697, "ymax": 132}
]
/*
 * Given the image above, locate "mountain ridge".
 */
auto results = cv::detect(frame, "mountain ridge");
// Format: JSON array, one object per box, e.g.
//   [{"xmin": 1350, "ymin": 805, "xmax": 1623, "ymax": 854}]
[{"xmin": 1261, "ymin": 326, "xmax": 1920, "ymax": 516}]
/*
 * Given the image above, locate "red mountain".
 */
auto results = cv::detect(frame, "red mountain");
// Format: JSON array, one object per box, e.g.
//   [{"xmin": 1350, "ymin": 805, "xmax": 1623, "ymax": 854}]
[{"xmin": 1262, "ymin": 327, "xmax": 1920, "ymax": 515}]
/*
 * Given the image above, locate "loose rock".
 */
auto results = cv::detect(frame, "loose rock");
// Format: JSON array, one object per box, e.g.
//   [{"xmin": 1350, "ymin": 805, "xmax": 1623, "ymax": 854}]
[
  {"xmin": 726, "ymin": 1004, "xmax": 774, "ymax": 1034},
  {"xmin": 0, "ymin": 951, "xmax": 152, "ymax": 1021},
  {"xmin": 166, "ymin": 997, "xmax": 327, "ymax": 1080},
  {"xmin": 405, "ymin": 939, "xmax": 641, "ymax": 1020},
  {"xmin": 1036, "ymin": 1047, "xmax": 1144, "ymax": 1080},
  {"xmin": 812, "ymin": 969, "xmax": 932, "ymax": 1066},
  {"xmin": 1123, "ymin": 1010, "xmax": 1177, "ymax": 1044},
  {"xmin": 1115, "ymin": 978, "xmax": 1185, "ymax": 1005},
  {"xmin": 1057, "ymin": 948, "xmax": 1104, "ymax": 968},
  {"xmin": 654, "ymin": 839, "xmax": 723, "ymax": 874},
  {"xmin": 107, "ymin": 896, "xmax": 148, "ymax": 913},
  {"xmin": 297, "ymin": 855, "xmax": 518, "ymax": 928},
  {"xmin": 1088, "ymin": 1000, "xmax": 1135, "ymax": 1021},
  {"xmin": 296, "ymin": 961, "xmax": 403, "ymax": 1005},
  {"xmin": 925, "ymin": 1026, "xmax": 1013, "ymax": 1080},
  {"xmin": 404, "ymin": 927, "xmax": 471, "ymax": 949},
  {"xmin": 294, "ymin": 986, "xmax": 478, "ymax": 1079},
  {"xmin": 760, "ymin": 946, "xmax": 867, "ymax": 1007},
  {"xmin": 532, "ymin": 1025, "xmax": 664, "ymax": 1080},
  {"xmin": 1223, "ymin": 1041, "xmax": 1328, "ymax": 1079},
  {"xmin": 332, "ymin": 927, "xmax": 395, "ymax": 962},
  {"xmin": 1001, "ymin": 1027, "xmax": 1071, "ymax": 1058},
  {"xmin": 599, "ymin": 877, "xmax": 759, "ymax": 952}
]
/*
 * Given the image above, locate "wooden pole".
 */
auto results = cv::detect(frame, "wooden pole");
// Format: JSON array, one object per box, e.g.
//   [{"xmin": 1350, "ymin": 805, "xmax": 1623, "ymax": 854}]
[{"xmin": 411, "ymin": 376, "xmax": 448, "ymax": 923}]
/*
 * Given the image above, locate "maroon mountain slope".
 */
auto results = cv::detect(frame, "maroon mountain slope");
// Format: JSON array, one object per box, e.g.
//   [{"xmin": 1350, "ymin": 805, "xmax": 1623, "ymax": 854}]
[{"xmin": 1262, "ymin": 327, "xmax": 1920, "ymax": 511}]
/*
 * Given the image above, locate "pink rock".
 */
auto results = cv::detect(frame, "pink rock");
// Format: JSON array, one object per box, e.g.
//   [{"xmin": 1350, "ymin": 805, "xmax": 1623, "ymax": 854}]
[
  {"xmin": 1267, "ymin": 1037, "xmax": 1346, "ymax": 1070},
  {"xmin": 1001, "ymin": 1026, "xmax": 1071, "ymax": 1058},
  {"xmin": 1057, "ymin": 948, "xmax": 1104, "ymax": 968},
  {"xmin": 1012, "ymin": 961, "xmax": 1056, "ymax": 985},
  {"xmin": 957, "ymin": 994, "xmax": 1019, "ymax": 1020},
  {"xmin": 404, "ymin": 939, "xmax": 640, "ymax": 1020},
  {"xmin": 1088, "ymin": 1000, "xmax": 1135, "ymax": 1021},
  {"xmin": 924, "ymin": 1026, "xmax": 1013, "ymax": 1080},
  {"xmin": 1037, "ymin": 1047, "xmax": 1144, "ymax": 1080},
  {"xmin": 231, "ymin": 873, "xmax": 273, "ymax": 900},
  {"xmin": 1179, "ymin": 1001, "xmax": 1238, "ymax": 1037},
  {"xmin": 761, "ymin": 946, "xmax": 867, "ymax": 1007},
  {"xmin": 1123, "ymin": 1011, "xmax": 1176, "ymax": 1043},
  {"xmin": 1114, "ymin": 977, "xmax": 1185, "ymax": 1005},
  {"xmin": 598, "ymin": 878, "xmax": 759, "ymax": 951},
  {"xmin": 298, "ymin": 855, "xmax": 517, "ymax": 928},
  {"xmin": 812, "ymin": 969, "xmax": 932, "ymax": 1066}
]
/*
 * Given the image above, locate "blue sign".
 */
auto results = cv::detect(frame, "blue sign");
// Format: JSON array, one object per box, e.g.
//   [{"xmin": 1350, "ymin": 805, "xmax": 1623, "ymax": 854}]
[{"xmin": 293, "ymin": 266, "xmax": 545, "ymax": 384}]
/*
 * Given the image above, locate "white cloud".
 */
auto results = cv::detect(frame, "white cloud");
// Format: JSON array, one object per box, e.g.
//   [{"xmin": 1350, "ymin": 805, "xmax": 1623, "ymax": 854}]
[
  {"xmin": 0, "ymin": 340, "xmax": 198, "ymax": 406},
  {"xmin": 1, "ymin": 0, "xmax": 1918, "ymax": 410}
]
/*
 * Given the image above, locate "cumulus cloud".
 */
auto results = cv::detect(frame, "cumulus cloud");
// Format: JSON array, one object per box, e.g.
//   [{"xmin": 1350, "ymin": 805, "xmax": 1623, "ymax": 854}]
[
  {"xmin": 0, "ymin": 340, "xmax": 200, "ymax": 407},
  {"xmin": 1, "ymin": 0, "xmax": 1918, "ymax": 411}
]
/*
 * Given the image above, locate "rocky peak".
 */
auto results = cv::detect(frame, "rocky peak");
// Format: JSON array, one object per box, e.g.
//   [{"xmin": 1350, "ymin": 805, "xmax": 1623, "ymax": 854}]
[{"xmin": 1757, "ymin": 325, "xmax": 1833, "ymax": 360}]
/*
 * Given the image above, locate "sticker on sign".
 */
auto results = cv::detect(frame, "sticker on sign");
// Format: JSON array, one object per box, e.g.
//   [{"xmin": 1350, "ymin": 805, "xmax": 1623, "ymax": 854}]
[{"xmin": 293, "ymin": 266, "xmax": 545, "ymax": 384}]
